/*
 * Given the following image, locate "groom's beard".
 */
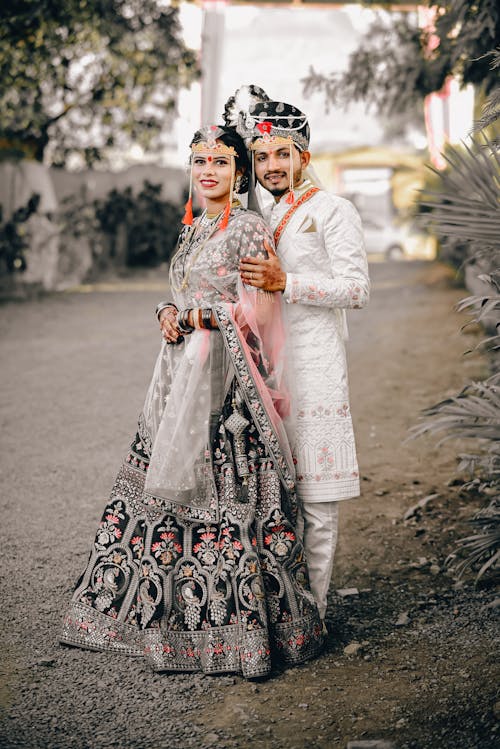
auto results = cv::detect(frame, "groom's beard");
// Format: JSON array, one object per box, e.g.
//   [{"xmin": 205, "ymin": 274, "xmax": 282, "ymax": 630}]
[
  {"xmin": 259, "ymin": 165, "xmax": 302, "ymax": 197},
  {"xmin": 267, "ymin": 184, "xmax": 288, "ymax": 197}
]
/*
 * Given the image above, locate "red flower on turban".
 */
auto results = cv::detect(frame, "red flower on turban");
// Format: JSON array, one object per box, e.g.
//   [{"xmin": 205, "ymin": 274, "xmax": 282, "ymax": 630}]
[{"xmin": 256, "ymin": 121, "xmax": 272, "ymax": 135}]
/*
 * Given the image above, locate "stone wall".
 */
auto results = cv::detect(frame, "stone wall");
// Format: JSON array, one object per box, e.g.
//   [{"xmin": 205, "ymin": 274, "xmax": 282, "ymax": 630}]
[{"xmin": 49, "ymin": 162, "xmax": 185, "ymax": 204}]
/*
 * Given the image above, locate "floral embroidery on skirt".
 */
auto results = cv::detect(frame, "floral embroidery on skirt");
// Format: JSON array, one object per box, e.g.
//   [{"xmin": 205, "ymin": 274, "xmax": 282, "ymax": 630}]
[{"xmin": 61, "ymin": 398, "xmax": 323, "ymax": 678}]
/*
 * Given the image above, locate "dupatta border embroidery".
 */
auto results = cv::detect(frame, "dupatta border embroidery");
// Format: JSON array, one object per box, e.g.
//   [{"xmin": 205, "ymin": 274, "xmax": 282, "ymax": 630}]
[{"xmin": 213, "ymin": 303, "xmax": 295, "ymax": 498}]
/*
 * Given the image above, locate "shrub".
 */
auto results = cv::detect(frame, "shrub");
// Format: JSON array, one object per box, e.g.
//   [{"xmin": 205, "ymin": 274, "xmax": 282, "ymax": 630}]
[
  {"xmin": 0, "ymin": 193, "xmax": 40, "ymax": 275},
  {"xmin": 58, "ymin": 180, "xmax": 183, "ymax": 279},
  {"xmin": 94, "ymin": 180, "xmax": 183, "ymax": 267},
  {"xmin": 410, "ymin": 65, "xmax": 500, "ymax": 582},
  {"xmin": 411, "ymin": 222, "xmax": 500, "ymax": 583}
]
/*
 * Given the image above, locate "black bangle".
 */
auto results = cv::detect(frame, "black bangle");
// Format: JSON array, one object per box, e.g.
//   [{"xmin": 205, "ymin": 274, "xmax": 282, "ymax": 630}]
[{"xmin": 201, "ymin": 308, "xmax": 213, "ymax": 330}]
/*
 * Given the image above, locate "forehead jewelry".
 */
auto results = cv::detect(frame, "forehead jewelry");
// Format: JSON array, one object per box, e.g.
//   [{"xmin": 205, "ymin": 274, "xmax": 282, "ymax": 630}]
[{"xmin": 182, "ymin": 125, "xmax": 237, "ymax": 229}]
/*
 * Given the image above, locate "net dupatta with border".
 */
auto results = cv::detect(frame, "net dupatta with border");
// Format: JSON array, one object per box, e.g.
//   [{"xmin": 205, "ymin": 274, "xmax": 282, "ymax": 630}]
[{"xmin": 142, "ymin": 239, "xmax": 295, "ymax": 522}]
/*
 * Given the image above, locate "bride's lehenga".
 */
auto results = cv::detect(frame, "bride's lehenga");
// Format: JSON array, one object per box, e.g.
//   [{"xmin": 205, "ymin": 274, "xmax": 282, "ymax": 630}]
[{"xmin": 61, "ymin": 208, "xmax": 323, "ymax": 678}]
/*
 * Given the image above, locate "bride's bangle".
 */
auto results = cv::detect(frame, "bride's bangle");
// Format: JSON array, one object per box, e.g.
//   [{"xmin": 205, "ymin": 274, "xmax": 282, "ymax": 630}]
[
  {"xmin": 177, "ymin": 309, "xmax": 194, "ymax": 333},
  {"xmin": 201, "ymin": 308, "xmax": 213, "ymax": 329},
  {"xmin": 155, "ymin": 301, "xmax": 177, "ymax": 320},
  {"xmin": 195, "ymin": 308, "xmax": 203, "ymax": 330}
]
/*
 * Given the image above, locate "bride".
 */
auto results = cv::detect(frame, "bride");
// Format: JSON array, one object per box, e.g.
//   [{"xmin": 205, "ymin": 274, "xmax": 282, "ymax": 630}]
[{"xmin": 61, "ymin": 124, "xmax": 323, "ymax": 678}]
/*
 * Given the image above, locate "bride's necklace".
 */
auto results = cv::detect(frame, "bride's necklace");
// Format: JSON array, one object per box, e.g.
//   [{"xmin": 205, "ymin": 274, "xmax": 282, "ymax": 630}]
[{"xmin": 169, "ymin": 209, "xmax": 223, "ymax": 293}]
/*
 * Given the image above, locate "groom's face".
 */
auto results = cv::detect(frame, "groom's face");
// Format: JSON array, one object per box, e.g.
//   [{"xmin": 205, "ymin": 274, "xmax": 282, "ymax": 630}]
[{"xmin": 253, "ymin": 145, "xmax": 310, "ymax": 198}]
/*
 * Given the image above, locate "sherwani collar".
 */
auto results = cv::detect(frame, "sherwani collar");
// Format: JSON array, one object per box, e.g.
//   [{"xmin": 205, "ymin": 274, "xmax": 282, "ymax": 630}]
[
  {"xmin": 275, "ymin": 178, "xmax": 313, "ymax": 206},
  {"xmin": 263, "ymin": 179, "xmax": 314, "ymax": 224}
]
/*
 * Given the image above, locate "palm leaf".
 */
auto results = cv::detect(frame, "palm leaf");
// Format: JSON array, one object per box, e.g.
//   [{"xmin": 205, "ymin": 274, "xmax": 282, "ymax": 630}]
[
  {"xmin": 477, "ymin": 548, "xmax": 500, "ymax": 579},
  {"xmin": 408, "ymin": 375, "xmax": 500, "ymax": 444},
  {"xmin": 414, "ymin": 115, "xmax": 500, "ymax": 583},
  {"xmin": 457, "ymin": 296, "xmax": 500, "ymax": 316},
  {"xmin": 456, "ymin": 275, "xmax": 500, "ymax": 350},
  {"xmin": 418, "ymin": 135, "xmax": 500, "ymax": 263},
  {"xmin": 449, "ymin": 499, "xmax": 500, "ymax": 581},
  {"xmin": 472, "ymin": 49, "xmax": 500, "ymax": 134}
]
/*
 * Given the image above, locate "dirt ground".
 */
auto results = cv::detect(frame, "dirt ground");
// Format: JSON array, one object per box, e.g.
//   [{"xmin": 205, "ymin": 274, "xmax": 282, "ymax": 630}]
[{"xmin": 0, "ymin": 260, "xmax": 498, "ymax": 749}]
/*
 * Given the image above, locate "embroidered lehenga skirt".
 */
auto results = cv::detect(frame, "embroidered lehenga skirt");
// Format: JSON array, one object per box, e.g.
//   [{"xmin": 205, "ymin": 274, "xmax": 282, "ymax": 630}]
[{"xmin": 61, "ymin": 320, "xmax": 323, "ymax": 679}]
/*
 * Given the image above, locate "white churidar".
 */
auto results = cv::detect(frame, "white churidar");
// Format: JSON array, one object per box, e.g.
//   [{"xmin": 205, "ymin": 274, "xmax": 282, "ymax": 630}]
[{"xmin": 296, "ymin": 501, "xmax": 340, "ymax": 619}]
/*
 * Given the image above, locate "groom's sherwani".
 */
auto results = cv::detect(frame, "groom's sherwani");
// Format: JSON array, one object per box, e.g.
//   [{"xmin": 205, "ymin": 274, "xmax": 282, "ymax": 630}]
[
  {"xmin": 263, "ymin": 179, "xmax": 370, "ymax": 618},
  {"xmin": 263, "ymin": 179, "xmax": 370, "ymax": 502}
]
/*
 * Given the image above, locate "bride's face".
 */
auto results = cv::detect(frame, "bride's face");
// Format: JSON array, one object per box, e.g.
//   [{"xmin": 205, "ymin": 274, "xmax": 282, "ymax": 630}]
[{"xmin": 192, "ymin": 150, "xmax": 233, "ymax": 204}]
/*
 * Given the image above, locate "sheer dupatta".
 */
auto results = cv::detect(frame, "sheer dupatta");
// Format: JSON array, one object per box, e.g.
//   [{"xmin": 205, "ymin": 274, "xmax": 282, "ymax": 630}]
[{"xmin": 142, "ymin": 215, "xmax": 295, "ymax": 522}]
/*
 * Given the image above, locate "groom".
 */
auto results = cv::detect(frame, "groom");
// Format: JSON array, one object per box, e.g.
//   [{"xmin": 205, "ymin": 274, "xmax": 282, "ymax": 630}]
[{"xmin": 224, "ymin": 90, "xmax": 370, "ymax": 627}]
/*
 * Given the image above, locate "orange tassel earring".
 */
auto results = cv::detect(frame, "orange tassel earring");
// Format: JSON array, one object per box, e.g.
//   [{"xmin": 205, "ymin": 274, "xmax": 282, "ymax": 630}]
[
  {"xmin": 220, "ymin": 201, "xmax": 231, "ymax": 230},
  {"xmin": 182, "ymin": 196, "xmax": 193, "ymax": 225},
  {"xmin": 182, "ymin": 163, "xmax": 194, "ymax": 225}
]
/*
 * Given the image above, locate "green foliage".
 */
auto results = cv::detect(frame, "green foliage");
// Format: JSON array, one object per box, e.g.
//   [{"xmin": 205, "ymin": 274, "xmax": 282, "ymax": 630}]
[
  {"xmin": 472, "ymin": 49, "xmax": 500, "ymax": 149},
  {"xmin": 94, "ymin": 181, "xmax": 183, "ymax": 266},
  {"xmin": 450, "ymin": 499, "xmax": 500, "ymax": 580},
  {"xmin": 0, "ymin": 193, "xmax": 40, "ymax": 274},
  {"xmin": 0, "ymin": 1, "xmax": 198, "ymax": 165},
  {"xmin": 418, "ymin": 135, "xmax": 500, "ymax": 271},
  {"xmin": 409, "ymin": 56, "xmax": 500, "ymax": 581},
  {"xmin": 410, "ymin": 374, "xmax": 500, "ymax": 445},
  {"xmin": 59, "ymin": 180, "xmax": 182, "ymax": 275},
  {"xmin": 409, "ymin": 275, "xmax": 500, "ymax": 581},
  {"xmin": 302, "ymin": 1, "xmax": 500, "ymax": 114}
]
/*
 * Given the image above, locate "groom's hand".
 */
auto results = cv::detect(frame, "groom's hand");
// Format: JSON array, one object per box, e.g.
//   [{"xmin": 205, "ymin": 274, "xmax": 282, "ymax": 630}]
[{"xmin": 239, "ymin": 240, "xmax": 287, "ymax": 293}]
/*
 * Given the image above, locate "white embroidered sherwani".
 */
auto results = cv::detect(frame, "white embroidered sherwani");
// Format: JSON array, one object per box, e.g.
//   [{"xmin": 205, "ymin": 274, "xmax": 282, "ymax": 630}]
[{"xmin": 263, "ymin": 179, "xmax": 370, "ymax": 504}]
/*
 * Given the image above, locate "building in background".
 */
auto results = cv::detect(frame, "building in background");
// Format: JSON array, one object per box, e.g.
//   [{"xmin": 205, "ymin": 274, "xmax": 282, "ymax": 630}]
[
  {"xmin": 175, "ymin": 1, "xmax": 389, "ymax": 161},
  {"xmin": 170, "ymin": 1, "xmax": 475, "ymax": 260}
]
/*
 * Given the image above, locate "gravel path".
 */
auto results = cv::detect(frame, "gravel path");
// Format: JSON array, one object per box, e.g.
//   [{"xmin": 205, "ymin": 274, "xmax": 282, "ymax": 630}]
[{"xmin": 0, "ymin": 261, "xmax": 497, "ymax": 749}]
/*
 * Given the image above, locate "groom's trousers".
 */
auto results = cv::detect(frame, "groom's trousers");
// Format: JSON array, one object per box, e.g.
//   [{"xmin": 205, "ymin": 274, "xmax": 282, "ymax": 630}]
[{"xmin": 297, "ymin": 501, "xmax": 339, "ymax": 620}]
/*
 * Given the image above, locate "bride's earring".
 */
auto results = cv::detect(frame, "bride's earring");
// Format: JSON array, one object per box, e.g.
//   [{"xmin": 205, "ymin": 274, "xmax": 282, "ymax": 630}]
[{"xmin": 233, "ymin": 174, "xmax": 242, "ymax": 194}]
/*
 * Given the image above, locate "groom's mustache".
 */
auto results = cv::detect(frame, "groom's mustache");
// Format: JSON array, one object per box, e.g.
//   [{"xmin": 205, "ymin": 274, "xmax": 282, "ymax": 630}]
[{"xmin": 264, "ymin": 171, "xmax": 286, "ymax": 178}]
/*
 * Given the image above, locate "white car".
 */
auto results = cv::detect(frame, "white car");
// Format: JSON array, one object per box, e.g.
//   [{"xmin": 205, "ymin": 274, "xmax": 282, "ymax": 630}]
[{"xmin": 362, "ymin": 216, "xmax": 436, "ymax": 261}]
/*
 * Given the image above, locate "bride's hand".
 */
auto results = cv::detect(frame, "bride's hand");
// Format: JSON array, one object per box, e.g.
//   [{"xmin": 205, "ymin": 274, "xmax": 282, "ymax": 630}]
[
  {"xmin": 159, "ymin": 306, "xmax": 182, "ymax": 344},
  {"xmin": 239, "ymin": 240, "xmax": 286, "ymax": 292}
]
